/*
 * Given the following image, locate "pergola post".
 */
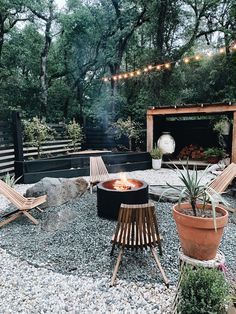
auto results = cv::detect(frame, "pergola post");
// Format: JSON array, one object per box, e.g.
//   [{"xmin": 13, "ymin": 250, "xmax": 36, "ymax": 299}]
[
  {"xmin": 146, "ymin": 114, "xmax": 153, "ymax": 152},
  {"xmin": 232, "ymin": 111, "xmax": 236, "ymax": 163}
]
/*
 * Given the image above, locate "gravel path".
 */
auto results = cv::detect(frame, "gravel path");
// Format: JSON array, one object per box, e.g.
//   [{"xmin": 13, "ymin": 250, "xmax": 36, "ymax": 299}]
[{"xmin": 0, "ymin": 169, "xmax": 235, "ymax": 313}]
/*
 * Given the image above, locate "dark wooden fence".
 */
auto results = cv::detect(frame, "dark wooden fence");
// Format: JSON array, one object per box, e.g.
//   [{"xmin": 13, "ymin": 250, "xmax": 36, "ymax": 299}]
[
  {"xmin": 0, "ymin": 120, "xmax": 15, "ymax": 176},
  {"xmin": 0, "ymin": 112, "xmax": 81, "ymax": 178}
]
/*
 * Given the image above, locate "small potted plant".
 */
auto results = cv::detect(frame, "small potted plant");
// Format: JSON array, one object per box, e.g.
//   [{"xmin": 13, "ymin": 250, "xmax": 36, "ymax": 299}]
[
  {"xmin": 168, "ymin": 163, "xmax": 228, "ymax": 260},
  {"xmin": 204, "ymin": 147, "xmax": 226, "ymax": 164},
  {"xmin": 150, "ymin": 144, "xmax": 163, "ymax": 170}
]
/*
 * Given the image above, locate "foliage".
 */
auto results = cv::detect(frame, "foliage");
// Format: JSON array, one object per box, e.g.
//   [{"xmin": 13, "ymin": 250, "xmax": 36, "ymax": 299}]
[
  {"xmin": 150, "ymin": 144, "xmax": 162, "ymax": 159},
  {"xmin": 65, "ymin": 119, "xmax": 83, "ymax": 152},
  {"xmin": 178, "ymin": 267, "xmax": 229, "ymax": 314},
  {"xmin": 110, "ymin": 117, "xmax": 141, "ymax": 151},
  {"xmin": 2, "ymin": 173, "xmax": 21, "ymax": 187},
  {"xmin": 0, "ymin": 0, "xmax": 236, "ymax": 131},
  {"xmin": 204, "ymin": 147, "xmax": 226, "ymax": 159},
  {"xmin": 167, "ymin": 162, "xmax": 228, "ymax": 225},
  {"xmin": 23, "ymin": 117, "xmax": 55, "ymax": 158},
  {"xmin": 213, "ymin": 117, "xmax": 231, "ymax": 134}
]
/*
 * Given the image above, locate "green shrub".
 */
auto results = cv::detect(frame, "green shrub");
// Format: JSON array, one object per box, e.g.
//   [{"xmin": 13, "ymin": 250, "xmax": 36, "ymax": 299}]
[
  {"xmin": 65, "ymin": 119, "xmax": 83, "ymax": 152},
  {"xmin": 23, "ymin": 117, "xmax": 55, "ymax": 158},
  {"xmin": 204, "ymin": 147, "xmax": 226, "ymax": 158},
  {"xmin": 178, "ymin": 267, "xmax": 229, "ymax": 314}
]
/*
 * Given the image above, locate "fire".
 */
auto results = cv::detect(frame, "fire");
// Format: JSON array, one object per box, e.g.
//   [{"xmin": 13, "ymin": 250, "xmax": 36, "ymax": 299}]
[{"xmin": 113, "ymin": 173, "xmax": 136, "ymax": 191}]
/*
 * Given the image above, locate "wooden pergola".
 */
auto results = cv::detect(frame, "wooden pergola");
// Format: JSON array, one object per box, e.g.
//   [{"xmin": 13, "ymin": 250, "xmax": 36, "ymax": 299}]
[{"xmin": 146, "ymin": 103, "xmax": 236, "ymax": 163}]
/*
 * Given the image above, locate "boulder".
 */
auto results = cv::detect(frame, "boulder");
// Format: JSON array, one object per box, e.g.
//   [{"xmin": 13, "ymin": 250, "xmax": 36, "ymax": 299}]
[{"xmin": 25, "ymin": 177, "xmax": 88, "ymax": 208}]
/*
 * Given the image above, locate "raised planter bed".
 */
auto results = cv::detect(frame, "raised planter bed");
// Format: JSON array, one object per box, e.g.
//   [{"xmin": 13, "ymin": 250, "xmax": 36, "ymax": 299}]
[{"xmin": 15, "ymin": 152, "xmax": 152, "ymax": 183}]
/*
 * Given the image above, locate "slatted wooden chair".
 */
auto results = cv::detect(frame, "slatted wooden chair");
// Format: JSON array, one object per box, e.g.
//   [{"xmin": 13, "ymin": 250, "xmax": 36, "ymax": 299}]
[
  {"xmin": 89, "ymin": 156, "xmax": 110, "ymax": 193},
  {"xmin": 206, "ymin": 162, "xmax": 236, "ymax": 212},
  {"xmin": 110, "ymin": 202, "xmax": 169, "ymax": 287},
  {"xmin": 0, "ymin": 179, "xmax": 47, "ymax": 228},
  {"xmin": 207, "ymin": 162, "xmax": 236, "ymax": 193}
]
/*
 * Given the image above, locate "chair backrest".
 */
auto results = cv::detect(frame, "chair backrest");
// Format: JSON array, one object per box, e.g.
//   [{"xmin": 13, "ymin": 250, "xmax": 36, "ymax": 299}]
[
  {"xmin": 90, "ymin": 156, "xmax": 109, "ymax": 183},
  {"xmin": 0, "ymin": 179, "xmax": 26, "ymax": 208},
  {"xmin": 113, "ymin": 203, "xmax": 160, "ymax": 250},
  {"xmin": 207, "ymin": 162, "xmax": 236, "ymax": 193}
]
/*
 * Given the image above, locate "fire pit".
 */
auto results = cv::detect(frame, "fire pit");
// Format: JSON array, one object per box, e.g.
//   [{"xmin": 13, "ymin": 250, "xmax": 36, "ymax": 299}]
[{"xmin": 97, "ymin": 174, "xmax": 148, "ymax": 220}]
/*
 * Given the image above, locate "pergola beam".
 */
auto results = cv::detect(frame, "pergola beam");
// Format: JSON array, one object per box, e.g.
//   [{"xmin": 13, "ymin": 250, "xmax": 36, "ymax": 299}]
[{"xmin": 147, "ymin": 103, "xmax": 236, "ymax": 116}]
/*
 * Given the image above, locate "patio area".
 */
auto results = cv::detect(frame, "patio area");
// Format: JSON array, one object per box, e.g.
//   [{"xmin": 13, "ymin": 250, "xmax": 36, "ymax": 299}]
[{"xmin": 0, "ymin": 169, "xmax": 235, "ymax": 313}]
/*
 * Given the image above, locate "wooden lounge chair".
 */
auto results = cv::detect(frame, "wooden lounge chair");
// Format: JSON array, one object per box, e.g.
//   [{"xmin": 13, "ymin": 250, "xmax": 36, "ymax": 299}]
[
  {"xmin": 89, "ymin": 156, "xmax": 109, "ymax": 193},
  {"xmin": 110, "ymin": 203, "xmax": 169, "ymax": 287},
  {"xmin": 207, "ymin": 162, "xmax": 236, "ymax": 212},
  {"xmin": 207, "ymin": 162, "xmax": 236, "ymax": 193},
  {"xmin": 0, "ymin": 179, "xmax": 47, "ymax": 228}
]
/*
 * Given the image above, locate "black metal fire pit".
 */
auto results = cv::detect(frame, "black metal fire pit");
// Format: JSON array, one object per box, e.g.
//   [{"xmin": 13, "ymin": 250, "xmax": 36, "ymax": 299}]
[{"xmin": 97, "ymin": 179, "xmax": 148, "ymax": 220}]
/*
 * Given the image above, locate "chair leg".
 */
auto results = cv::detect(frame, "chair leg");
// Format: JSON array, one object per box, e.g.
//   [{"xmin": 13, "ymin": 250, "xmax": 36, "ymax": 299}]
[
  {"xmin": 0, "ymin": 212, "xmax": 22, "ymax": 228},
  {"xmin": 151, "ymin": 247, "xmax": 169, "ymax": 287},
  {"xmin": 110, "ymin": 244, "xmax": 115, "ymax": 256},
  {"xmin": 2, "ymin": 208, "xmax": 20, "ymax": 218},
  {"xmin": 111, "ymin": 248, "xmax": 124, "ymax": 287},
  {"xmin": 22, "ymin": 211, "xmax": 39, "ymax": 225},
  {"xmin": 36, "ymin": 206, "xmax": 44, "ymax": 213}
]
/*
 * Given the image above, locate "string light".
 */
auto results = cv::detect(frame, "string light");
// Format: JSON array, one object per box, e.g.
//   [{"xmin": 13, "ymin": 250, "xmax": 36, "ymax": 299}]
[
  {"xmin": 183, "ymin": 57, "xmax": 190, "ymax": 63},
  {"xmin": 102, "ymin": 45, "xmax": 234, "ymax": 82}
]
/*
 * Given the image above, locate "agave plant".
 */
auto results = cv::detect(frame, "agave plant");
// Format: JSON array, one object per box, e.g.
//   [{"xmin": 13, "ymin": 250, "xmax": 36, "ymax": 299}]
[
  {"xmin": 167, "ymin": 162, "xmax": 228, "ymax": 229},
  {"xmin": 2, "ymin": 173, "xmax": 22, "ymax": 187}
]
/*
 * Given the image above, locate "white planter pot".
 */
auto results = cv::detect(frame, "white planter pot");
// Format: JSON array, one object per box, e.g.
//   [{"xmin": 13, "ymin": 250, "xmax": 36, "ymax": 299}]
[
  {"xmin": 157, "ymin": 132, "xmax": 175, "ymax": 154},
  {"xmin": 152, "ymin": 158, "xmax": 162, "ymax": 170}
]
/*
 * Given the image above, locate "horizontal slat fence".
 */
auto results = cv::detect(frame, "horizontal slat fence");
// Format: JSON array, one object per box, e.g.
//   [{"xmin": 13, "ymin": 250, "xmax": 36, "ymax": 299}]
[
  {"xmin": 0, "ymin": 120, "xmax": 15, "ymax": 175},
  {"xmin": 23, "ymin": 124, "xmax": 81, "ymax": 160},
  {"xmin": 0, "ymin": 119, "xmax": 81, "ymax": 177}
]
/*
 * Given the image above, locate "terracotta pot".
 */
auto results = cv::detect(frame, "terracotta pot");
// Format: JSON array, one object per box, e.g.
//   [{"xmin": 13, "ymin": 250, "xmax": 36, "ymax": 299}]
[{"xmin": 173, "ymin": 203, "xmax": 228, "ymax": 260}]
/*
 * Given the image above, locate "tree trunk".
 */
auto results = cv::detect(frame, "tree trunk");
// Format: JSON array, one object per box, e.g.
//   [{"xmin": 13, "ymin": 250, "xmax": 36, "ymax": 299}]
[
  {"xmin": 0, "ymin": 15, "xmax": 4, "ymax": 64},
  {"xmin": 39, "ymin": 1, "xmax": 54, "ymax": 117}
]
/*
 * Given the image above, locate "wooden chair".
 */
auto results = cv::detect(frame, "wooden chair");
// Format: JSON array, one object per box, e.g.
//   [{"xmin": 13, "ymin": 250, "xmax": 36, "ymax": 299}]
[
  {"xmin": 206, "ymin": 162, "xmax": 236, "ymax": 212},
  {"xmin": 0, "ymin": 179, "xmax": 47, "ymax": 228},
  {"xmin": 89, "ymin": 156, "xmax": 109, "ymax": 193},
  {"xmin": 207, "ymin": 162, "xmax": 236, "ymax": 193},
  {"xmin": 110, "ymin": 203, "xmax": 169, "ymax": 287}
]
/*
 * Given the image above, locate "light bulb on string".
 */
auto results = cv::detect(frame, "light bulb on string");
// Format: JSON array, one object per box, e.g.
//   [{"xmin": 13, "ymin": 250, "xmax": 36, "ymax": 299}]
[
  {"xmin": 136, "ymin": 70, "xmax": 141, "ymax": 75},
  {"xmin": 195, "ymin": 55, "xmax": 200, "ymax": 61},
  {"xmin": 148, "ymin": 65, "xmax": 152, "ymax": 70},
  {"xmin": 219, "ymin": 48, "xmax": 225, "ymax": 54},
  {"xmin": 130, "ymin": 72, "xmax": 134, "ymax": 77},
  {"xmin": 183, "ymin": 57, "xmax": 190, "ymax": 64},
  {"xmin": 103, "ymin": 77, "xmax": 108, "ymax": 82},
  {"xmin": 164, "ymin": 63, "xmax": 170, "ymax": 69},
  {"xmin": 124, "ymin": 73, "xmax": 128, "ymax": 78},
  {"xmin": 156, "ymin": 65, "xmax": 161, "ymax": 70}
]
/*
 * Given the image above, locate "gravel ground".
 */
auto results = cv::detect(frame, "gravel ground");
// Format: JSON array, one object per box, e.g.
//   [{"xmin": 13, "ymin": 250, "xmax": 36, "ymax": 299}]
[{"xmin": 0, "ymin": 169, "xmax": 235, "ymax": 313}]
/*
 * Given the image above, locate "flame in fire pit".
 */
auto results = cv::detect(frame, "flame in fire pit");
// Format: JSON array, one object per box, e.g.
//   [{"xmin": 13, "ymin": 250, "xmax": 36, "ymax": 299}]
[{"xmin": 113, "ymin": 173, "xmax": 136, "ymax": 191}]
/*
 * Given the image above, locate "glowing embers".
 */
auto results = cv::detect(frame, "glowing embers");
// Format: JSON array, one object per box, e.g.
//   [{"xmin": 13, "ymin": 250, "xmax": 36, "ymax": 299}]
[{"xmin": 113, "ymin": 173, "xmax": 137, "ymax": 191}]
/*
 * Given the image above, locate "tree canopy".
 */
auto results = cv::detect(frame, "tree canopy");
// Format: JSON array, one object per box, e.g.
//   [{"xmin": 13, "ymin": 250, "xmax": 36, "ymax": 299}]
[{"xmin": 0, "ymin": 0, "xmax": 235, "ymax": 126}]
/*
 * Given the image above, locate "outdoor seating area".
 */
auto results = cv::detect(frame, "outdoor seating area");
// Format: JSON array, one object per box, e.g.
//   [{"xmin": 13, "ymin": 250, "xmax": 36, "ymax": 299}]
[{"xmin": 0, "ymin": 165, "xmax": 235, "ymax": 313}]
